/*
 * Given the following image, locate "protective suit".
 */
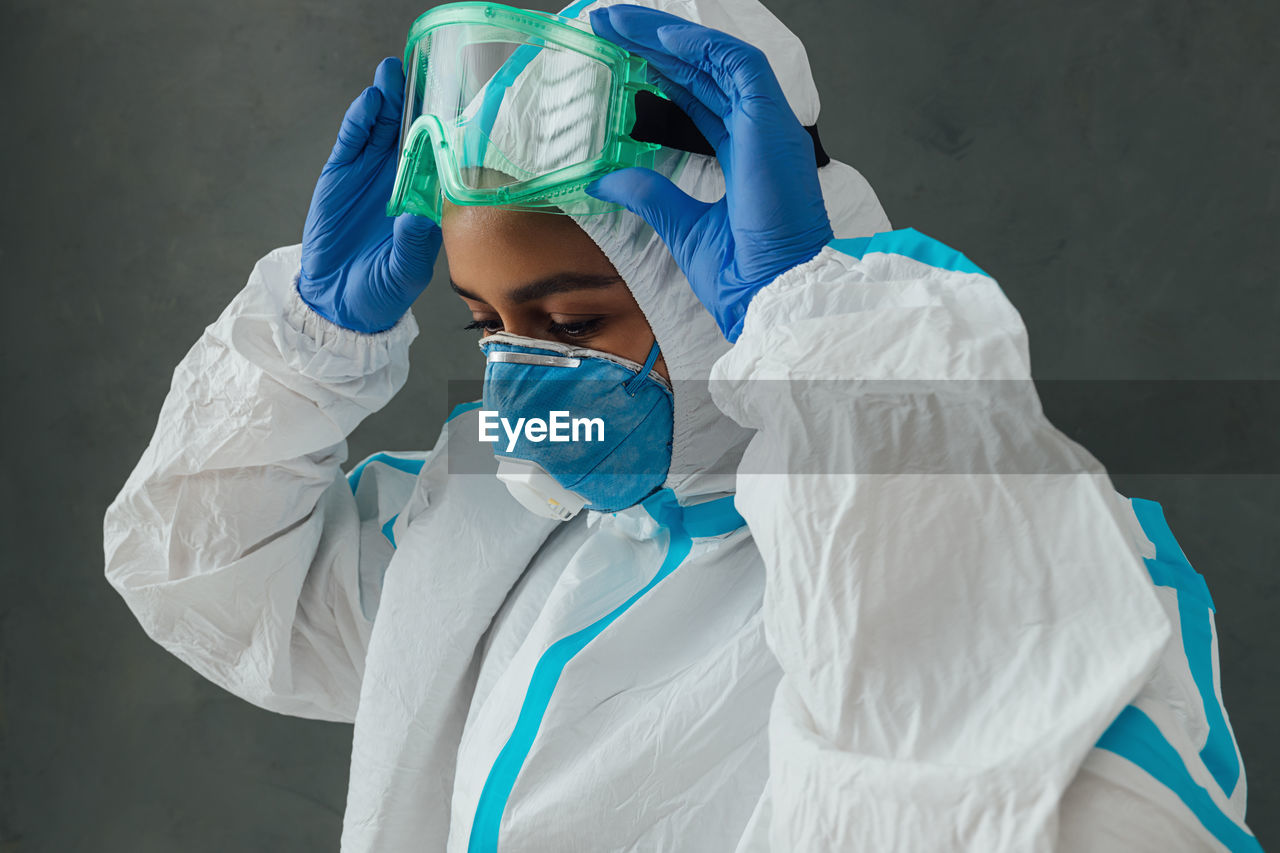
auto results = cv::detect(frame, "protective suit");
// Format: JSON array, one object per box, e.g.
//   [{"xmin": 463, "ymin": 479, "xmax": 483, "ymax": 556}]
[{"xmin": 103, "ymin": 0, "xmax": 1257, "ymax": 849}]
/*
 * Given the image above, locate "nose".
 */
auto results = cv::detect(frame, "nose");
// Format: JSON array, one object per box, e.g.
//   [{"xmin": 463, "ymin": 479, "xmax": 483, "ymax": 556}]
[{"xmin": 496, "ymin": 314, "xmax": 554, "ymax": 341}]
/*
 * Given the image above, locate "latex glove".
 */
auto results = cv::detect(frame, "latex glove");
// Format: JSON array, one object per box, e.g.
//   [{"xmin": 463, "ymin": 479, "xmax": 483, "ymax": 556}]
[
  {"xmin": 586, "ymin": 5, "xmax": 833, "ymax": 342},
  {"xmin": 299, "ymin": 57, "xmax": 442, "ymax": 334}
]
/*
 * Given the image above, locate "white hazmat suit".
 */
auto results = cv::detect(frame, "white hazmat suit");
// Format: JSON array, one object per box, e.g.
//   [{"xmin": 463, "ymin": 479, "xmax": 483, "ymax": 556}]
[{"xmin": 104, "ymin": 0, "xmax": 1257, "ymax": 849}]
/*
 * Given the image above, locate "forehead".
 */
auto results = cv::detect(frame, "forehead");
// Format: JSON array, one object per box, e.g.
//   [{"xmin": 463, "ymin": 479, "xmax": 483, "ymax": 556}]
[
  {"xmin": 440, "ymin": 205, "xmax": 621, "ymax": 300},
  {"xmin": 442, "ymin": 204, "xmax": 576, "ymax": 249}
]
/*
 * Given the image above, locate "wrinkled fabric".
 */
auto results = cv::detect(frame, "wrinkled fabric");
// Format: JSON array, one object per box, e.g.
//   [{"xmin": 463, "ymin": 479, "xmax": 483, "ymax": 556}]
[{"xmin": 104, "ymin": 0, "xmax": 1255, "ymax": 850}]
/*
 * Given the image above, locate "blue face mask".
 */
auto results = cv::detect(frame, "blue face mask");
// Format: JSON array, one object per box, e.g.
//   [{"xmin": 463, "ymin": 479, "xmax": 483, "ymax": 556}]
[{"xmin": 478, "ymin": 332, "xmax": 674, "ymax": 519}]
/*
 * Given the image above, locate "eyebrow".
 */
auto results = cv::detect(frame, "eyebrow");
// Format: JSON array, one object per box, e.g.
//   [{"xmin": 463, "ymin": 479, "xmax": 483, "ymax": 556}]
[{"xmin": 449, "ymin": 272, "xmax": 624, "ymax": 305}]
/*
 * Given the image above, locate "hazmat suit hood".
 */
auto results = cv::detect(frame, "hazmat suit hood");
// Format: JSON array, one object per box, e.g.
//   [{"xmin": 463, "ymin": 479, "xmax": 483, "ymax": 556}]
[{"xmin": 563, "ymin": 0, "xmax": 892, "ymax": 501}]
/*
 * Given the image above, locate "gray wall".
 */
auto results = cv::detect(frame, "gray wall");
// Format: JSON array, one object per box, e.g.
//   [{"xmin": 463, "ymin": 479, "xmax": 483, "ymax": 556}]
[{"xmin": 2, "ymin": 0, "xmax": 1275, "ymax": 849}]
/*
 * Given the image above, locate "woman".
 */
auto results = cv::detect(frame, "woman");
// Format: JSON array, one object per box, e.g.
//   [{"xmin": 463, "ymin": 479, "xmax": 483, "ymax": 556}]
[{"xmin": 104, "ymin": 0, "xmax": 1256, "ymax": 850}]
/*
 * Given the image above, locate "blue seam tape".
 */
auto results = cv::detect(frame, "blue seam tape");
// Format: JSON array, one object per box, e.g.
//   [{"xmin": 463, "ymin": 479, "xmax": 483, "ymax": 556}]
[
  {"xmin": 462, "ymin": 43, "xmax": 544, "ymax": 168},
  {"xmin": 829, "ymin": 228, "xmax": 989, "ymax": 277},
  {"xmin": 1096, "ymin": 706, "xmax": 1259, "ymax": 851},
  {"xmin": 381, "ymin": 514, "xmax": 399, "ymax": 548},
  {"xmin": 460, "ymin": 0, "xmax": 608, "ymax": 189},
  {"xmin": 560, "ymin": 0, "xmax": 597, "ymax": 18},
  {"xmin": 347, "ymin": 452, "xmax": 428, "ymax": 494},
  {"xmin": 467, "ymin": 490, "xmax": 695, "ymax": 852},
  {"xmin": 1128, "ymin": 498, "xmax": 1240, "ymax": 797},
  {"xmin": 448, "ymin": 400, "xmax": 484, "ymax": 423},
  {"xmin": 467, "ymin": 0, "xmax": 600, "ymax": 170},
  {"xmin": 1176, "ymin": 588, "xmax": 1241, "ymax": 797},
  {"xmin": 461, "ymin": 0, "xmax": 610, "ymax": 189},
  {"xmin": 354, "ymin": 406, "xmax": 476, "ymax": 542},
  {"xmin": 1131, "ymin": 498, "xmax": 1213, "ymax": 609},
  {"xmin": 682, "ymin": 494, "xmax": 746, "ymax": 539}
]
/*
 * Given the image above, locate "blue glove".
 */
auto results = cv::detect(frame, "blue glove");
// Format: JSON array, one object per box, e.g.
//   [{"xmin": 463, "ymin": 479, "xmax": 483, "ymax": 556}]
[
  {"xmin": 586, "ymin": 6, "xmax": 833, "ymax": 342},
  {"xmin": 299, "ymin": 57, "xmax": 442, "ymax": 334}
]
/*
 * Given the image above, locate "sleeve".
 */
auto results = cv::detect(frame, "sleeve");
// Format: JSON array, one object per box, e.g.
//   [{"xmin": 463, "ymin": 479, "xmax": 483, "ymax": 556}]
[
  {"xmin": 711, "ymin": 229, "xmax": 1175, "ymax": 851},
  {"xmin": 103, "ymin": 244, "xmax": 424, "ymax": 723}
]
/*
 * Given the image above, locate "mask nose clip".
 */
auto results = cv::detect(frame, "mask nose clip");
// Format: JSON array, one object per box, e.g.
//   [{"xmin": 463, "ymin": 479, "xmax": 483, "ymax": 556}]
[{"xmin": 624, "ymin": 341, "xmax": 663, "ymax": 397}]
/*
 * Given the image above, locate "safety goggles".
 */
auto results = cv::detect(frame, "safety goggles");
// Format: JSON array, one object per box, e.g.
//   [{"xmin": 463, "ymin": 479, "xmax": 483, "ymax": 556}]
[{"xmin": 387, "ymin": 2, "xmax": 673, "ymax": 221}]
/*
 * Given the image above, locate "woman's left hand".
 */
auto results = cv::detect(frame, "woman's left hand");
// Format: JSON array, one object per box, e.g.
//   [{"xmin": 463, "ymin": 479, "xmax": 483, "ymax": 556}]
[{"xmin": 586, "ymin": 5, "xmax": 833, "ymax": 342}]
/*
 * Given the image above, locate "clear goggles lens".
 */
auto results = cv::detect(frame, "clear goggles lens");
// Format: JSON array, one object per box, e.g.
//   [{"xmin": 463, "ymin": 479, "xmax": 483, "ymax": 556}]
[{"xmin": 402, "ymin": 23, "xmax": 613, "ymax": 192}]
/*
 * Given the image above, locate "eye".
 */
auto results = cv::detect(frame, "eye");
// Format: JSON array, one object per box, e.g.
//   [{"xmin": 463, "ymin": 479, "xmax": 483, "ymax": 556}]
[
  {"xmin": 547, "ymin": 317, "xmax": 604, "ymax": 340},
  {"xmin": 463, "ymin": 318, "xmax": 504, "ymax": 335}
]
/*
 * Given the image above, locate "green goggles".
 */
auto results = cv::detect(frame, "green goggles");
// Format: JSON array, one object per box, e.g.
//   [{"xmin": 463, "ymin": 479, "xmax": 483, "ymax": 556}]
[{"xmin": 388, "ymin": 2, "xmax": 674, "ymax": 221}]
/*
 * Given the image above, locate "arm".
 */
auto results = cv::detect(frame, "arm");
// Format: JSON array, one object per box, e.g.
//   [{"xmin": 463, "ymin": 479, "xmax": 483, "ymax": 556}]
[
  {"xmin": 711, "ymin": 233, "xmax": 1172, "ymax": 850},
  {"xmin": 104, "ymin": 56, "xmax": 441, "ymax": 722},
  {"xmin": 104, "ymin": 244, "xmax": 419, "ymax": 722},
  {"xmin": 586, "ymin": 10, "xmax": 1170, "ymax": 846}
]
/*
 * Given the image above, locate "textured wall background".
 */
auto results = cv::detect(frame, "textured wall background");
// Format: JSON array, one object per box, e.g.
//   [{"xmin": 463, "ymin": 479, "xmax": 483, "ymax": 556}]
[{"xmin": 2, "ymin": 0, "xmax": 1275, "ymax": 849}]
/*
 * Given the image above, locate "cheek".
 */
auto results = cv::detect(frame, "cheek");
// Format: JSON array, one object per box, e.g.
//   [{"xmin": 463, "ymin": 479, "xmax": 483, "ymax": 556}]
[{"xmin": 598, "ymin": 313, "xmax": 659, "ymax": 365}]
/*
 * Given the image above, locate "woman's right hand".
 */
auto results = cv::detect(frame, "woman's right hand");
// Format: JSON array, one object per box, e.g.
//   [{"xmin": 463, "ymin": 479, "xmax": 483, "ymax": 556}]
[{"xmin": 299, "ymin": 57, "xmax": 441, "ymax": 334}]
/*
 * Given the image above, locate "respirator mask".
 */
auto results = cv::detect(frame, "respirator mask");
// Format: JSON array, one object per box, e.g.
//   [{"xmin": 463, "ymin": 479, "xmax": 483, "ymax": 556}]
[{"xmin": 478, "ymin": 332, "xmax": 673, "ymax": 520}]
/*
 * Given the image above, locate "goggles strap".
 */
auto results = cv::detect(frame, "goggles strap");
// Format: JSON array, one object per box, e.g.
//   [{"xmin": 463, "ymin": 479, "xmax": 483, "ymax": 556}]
[{"xmin": 631, "ymin": 90, "xmax": 830, "ymax": 167}]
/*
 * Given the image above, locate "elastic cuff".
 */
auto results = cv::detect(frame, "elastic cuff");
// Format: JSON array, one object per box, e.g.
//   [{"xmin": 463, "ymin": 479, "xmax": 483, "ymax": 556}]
[
  {"xmin": 271, "ymin": 270, "xmax": 419, "ymax": 383},
  {"xmin": 735, "ymin": 245, "xmax": 846, "ymax": 343}
]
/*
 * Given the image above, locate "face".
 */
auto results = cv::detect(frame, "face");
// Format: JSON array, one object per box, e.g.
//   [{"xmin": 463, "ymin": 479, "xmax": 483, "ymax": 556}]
[{"xmin": 441, "ymin": 204, "xmax": 669, "ymax": 380}]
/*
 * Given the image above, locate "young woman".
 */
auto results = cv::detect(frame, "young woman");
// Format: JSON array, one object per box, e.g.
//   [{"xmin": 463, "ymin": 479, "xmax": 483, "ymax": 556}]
[{"xmin": 104, "ymin": 1, "xmax": 1256, "ymax": 850}]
